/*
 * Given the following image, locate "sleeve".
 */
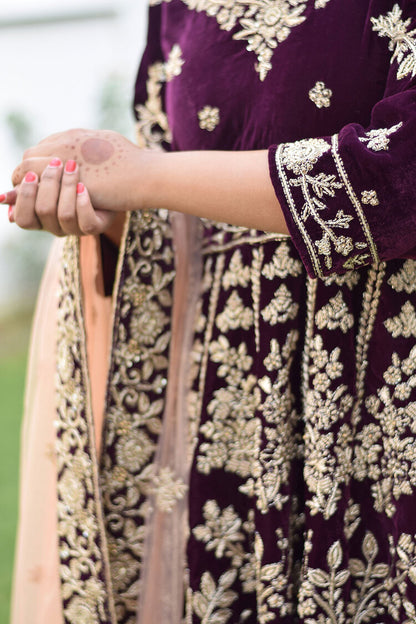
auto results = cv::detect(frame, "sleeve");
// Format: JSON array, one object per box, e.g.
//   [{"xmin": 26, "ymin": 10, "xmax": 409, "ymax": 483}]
[
  {"xmin": 268, "ymin": 5, "xmax": 416, "ymax": 279},
  {"xmin": 133, "ymin": 3, "xmax": 172, "ymax": 151}
]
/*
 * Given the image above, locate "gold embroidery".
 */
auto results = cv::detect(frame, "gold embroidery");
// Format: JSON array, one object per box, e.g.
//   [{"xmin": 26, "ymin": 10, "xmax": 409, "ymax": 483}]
[
  {"xmin": 388, "ymin": 259, "xmax": 416, "ymax": 294},
  {"xmin": 216, "ymin": 290, "xmax": 254, "ymax": 332},
  {"xmin": 179, "ymin": 0, "xmax": 308, "ymax": 81},
  {"xmin": 315, "ymin": 291, "xmax": 354, "ymax": 333},
  {"xmin": 198, "ymin": 106, "xmax": 220, "ymax": 131},
  {"xmin": 361, "ymin": 189, "xmax": 379, "ymax": 205},
  {"xmin": 100, "ymin": 210, "xmax": 176, "ymax": 623},
  {"xmin": 298, "ymin": 529, "xmax": 416, "ymax": 621},
  {"xmin": 241, "ymin": 330, "xmax": 301, "ymax": 513},
  {"xmin": 372, "ymin": 5, "xmax": 416, "ymax": 80},
  {"xmin": 261, "ymin": 283, "xmax": 299, "ymax": 324},
  {"xmin": 261, "ymin": 240, "xmax": 303, "ymax": 279},
  {"xmin": 152, "ymin": 467, "xmax": 188, "ymax": 512},
  {"xmin": 197, "ymin": 335, "xmax": 262, "ymax": 478},
  {"xmin": 191, "ymin": 570, "xmax": 238, "ymax": 623},
  {"xmin": 358, "ymin": 344, "xmax": 416, "ymax": 516},
  {"xmin": 359, "ymin": 122, "xmax": 403, "ymax": 152},
  {"xmin": 275, "ymin": 135, "xmax": 379, "ymax": 276},
  {"xmin": 384, "ymin": 300, "xmax": 416, "ymax": 338},
  {"xmin": 135, "ymin": 45, "xmax": 184, "ymax": 148},
  {"xmin": 56, "ymin": 238, "xmax": 117, "ymax": 624},
  {"xmin": 308, "ymin": 81, "xmax": 332, "ymax": 108},
  {"xmin": 192, "ymin": 501, "xmax": 295, "ymax": 621}
]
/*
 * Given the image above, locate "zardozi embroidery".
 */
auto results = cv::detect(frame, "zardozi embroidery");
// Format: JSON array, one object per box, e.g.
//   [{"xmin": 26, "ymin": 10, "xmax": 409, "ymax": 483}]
[
  {"xmin": 275, "ymin": 136, "xmax": 379, "ymax": 276},
  {"xmin": 308, "ymin": 81, "xmax": 332, "ymax": 108},
  {"xmin": 372, "ymin": 4, "xmax": 416, "ymax": 80},
  {"xmin": 135, "ymin": 45, "xmax": 184, "ymax": 148}
]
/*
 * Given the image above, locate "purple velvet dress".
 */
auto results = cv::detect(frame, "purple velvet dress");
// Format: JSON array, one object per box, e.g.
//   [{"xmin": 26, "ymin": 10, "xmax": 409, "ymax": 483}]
[{"xmin": 55, "ymin": 1, "xmax": 416, "ymax": 623}]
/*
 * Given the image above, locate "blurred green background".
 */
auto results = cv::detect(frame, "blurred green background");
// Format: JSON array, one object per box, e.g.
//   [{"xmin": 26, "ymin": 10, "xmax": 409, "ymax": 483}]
[
  {"xmin": 0, "ymin": 306, "xmax": 33, "ymax": 623},
  {"xmin": 0, "ymin": 65, "xmax": 135, "ymax": 623}
]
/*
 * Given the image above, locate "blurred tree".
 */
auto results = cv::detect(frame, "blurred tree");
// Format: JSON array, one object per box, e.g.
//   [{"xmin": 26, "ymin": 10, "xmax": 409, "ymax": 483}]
[
  {"xmin": 5, "ymin": 110, "xmax": 34, "ymax": 150},
  {"xmin": 97, "ymin": 71, "xmax": 135, "ymax": 139}
]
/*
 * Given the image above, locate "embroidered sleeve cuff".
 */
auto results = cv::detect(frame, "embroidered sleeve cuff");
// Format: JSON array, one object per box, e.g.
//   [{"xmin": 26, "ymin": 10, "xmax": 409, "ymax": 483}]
[{"xmin": 268, "ymin": 137, "xmax": 380, "ymax": 279}]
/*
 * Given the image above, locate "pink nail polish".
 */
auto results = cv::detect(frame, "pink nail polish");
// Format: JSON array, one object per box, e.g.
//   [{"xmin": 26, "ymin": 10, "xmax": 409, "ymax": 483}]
[
  {"xmin": 25, "ymin": 172, "xmax": 36, "ymax": 183},
  {"xmin": 49, "ymin": 158, "xmax": 62, "ymax": 168},
  {"xmin": 0, "ymin": 194, "xmax": 5, "ymax": 203},
  {"xmin": 65, "ymin": 160, "xmax": 76, "ymax": 173},
  {"xmin": 77, "ymin": 182, "xmax": 85, "ymax": 195}
]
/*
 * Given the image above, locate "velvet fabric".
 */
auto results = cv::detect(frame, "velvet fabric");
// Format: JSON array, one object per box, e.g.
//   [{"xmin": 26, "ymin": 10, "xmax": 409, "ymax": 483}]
[
  {"xmin": 129, "ymin": 1, "xmax": 416, "ymax": 622},
  {"xmin": 13, "ymin": 2, "xmax": 416, "ymax": 624}
]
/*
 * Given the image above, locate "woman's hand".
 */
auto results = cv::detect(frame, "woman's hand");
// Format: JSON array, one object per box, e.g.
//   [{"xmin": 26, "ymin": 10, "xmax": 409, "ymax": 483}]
[
  {"xmin": 10, "ymin": 128, "xmax": 149, "ymax": 214},
  {"xmin": 7, "ymin": 158, "xmax": 118, "ymax": 236},
  {"xmin": 6, "ymin": 128, "xmax": 287, "ymax": 235}
]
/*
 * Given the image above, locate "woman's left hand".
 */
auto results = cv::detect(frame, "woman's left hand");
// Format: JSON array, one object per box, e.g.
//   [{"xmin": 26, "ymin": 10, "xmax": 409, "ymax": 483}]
[{"xmin": 7, "ymin": 128, "xmax": 150, "ymax": 234}]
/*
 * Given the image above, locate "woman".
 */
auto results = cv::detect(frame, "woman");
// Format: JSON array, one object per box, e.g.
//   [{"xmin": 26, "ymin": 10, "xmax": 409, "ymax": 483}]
[{"xmin": 6, "ymin": 1, "xmax": 416, "ymax": 622}]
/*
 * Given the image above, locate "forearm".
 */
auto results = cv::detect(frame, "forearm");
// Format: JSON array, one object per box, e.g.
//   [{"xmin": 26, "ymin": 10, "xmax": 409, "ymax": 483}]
[{"xmin": 141, "ymin": 149, "xmax": 289, "ymax": 234}]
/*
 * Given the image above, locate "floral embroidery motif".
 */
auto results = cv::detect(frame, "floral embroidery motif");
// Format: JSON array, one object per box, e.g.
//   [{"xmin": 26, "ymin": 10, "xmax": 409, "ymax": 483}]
[
  {"xmin": 56, "ymin": 239, "xmax": 117, "ymax": 624},
  {"xmin": 275, "ymin": 136, "xmax": 379, "ymax": 276},
  {"xmin": 388, "ymin": 260, "xmax": 416, "ymax": 294},
  {"xmin": 361, "ymin": 189, "xmax": 379, "ymax": 205},
  {"xmin": 191, "ymin": 501, "xmax": 295, "ymax": 621},
  {"xmin": 308, "ymin": 81, "xmax": 332, "ymax": 108},
  {"xmin": 99, "ymin": 210, "xmax": 176, "ymax": 623},
  {"xmin": 315, "ymin": 291, "xmax": 354, "ymax": 333},
  {"xmin": 372, "ymin": 4, "xmax": 416, "ymax": 80},
  {"xmin": 314, "ymin": 0, "xmax": 331, "ymax": 7},
  {"xmin": 135, "ymin": 45, "xmax": 184, "ymax": 148},
  {"xmin": 280, "ymin": 137, "xmax": 331, "ymax": 174},
  {"xmin": 360, "ymin": 345, "xmax": 416, "ymax": 516},
  {"xmin": 152, "ymin": 467, "xmax": 188, "ymax": 512},
  {"xmin": 198, "ymin": 106, "xmax": 220, "ymax": 131},
  {"xmin": 359, "ymin": 122, "xmax": 403, "ymax": 151},
  {"xmin": 384, "ymin": 300, "xmax": 416, "ymax": 338},
  {"xmin": 179, "ymin": 0, "xmax": 308, "ymax": 80},
  {"xmin": 299, "ymin": 529, "xmax": 416, "ymax": 621}
]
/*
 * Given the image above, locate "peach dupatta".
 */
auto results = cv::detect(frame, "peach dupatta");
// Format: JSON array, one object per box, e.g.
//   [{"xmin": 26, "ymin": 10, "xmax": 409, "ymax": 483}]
[{"xmin": 11, "ymin": 235, "xmax": 112, "ymax": 623}]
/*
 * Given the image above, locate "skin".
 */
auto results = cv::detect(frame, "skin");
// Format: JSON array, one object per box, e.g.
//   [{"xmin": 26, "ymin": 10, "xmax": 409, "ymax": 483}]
[{"xmin": 4, "ymin": 128, "xmax": 289, "ymax": 241}]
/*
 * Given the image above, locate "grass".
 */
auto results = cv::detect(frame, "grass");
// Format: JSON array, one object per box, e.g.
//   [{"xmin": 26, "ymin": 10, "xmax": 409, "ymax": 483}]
[{"xmin": 0, "ymin": 307, "xmax": 34, "ymax": 624}]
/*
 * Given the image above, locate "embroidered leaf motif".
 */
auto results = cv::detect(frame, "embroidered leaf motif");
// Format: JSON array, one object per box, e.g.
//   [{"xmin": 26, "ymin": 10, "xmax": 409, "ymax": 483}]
[
  {"xmin": 193, "ymin": 570, "xmax": 237, "ymax": 623},
  {"xmin": 388, "ymin": 260, "xmax": 416, "ymax": 294},
  {"xmin": 135, "ymin": 45, "xmax": 184, "ymax": 148},
  {"xmin": 315, "ymin": 292, "xmax": 354, "ymax": 334},
  {"xmin": 372, "ymin": 5, "xmax": 416, "ymax": 80},
  {"xmin": 261, "ymin": 284, "xmax": 299, "ymax": 325},
  {"xmin": 384, "ymin": 301, "xmax": 416, "ymax": 338},
  {"xmin": 359, "ymin": 122, "xmax": 403, "ymax": 152}
]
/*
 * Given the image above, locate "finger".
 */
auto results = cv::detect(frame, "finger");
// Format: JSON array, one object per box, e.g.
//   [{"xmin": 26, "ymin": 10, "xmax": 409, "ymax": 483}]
[
  {"xmin": 34, "ymin": 158, "xmax": 66, "ymax": 236},
  {"xmin": 8, "ymin": 205, "xmax": 15, "ymax": 223},
  {"xmin": 76, "ymin": 184, "xmax": 115, "ymax": 235},
  {"xmin": 14, "ymin": 172, "xmax": 42, "ymax": 230},
  {"xmin": 0, "ymin": 189, "xmax": 18, "ymax": 205},
  {"xmin": 12, "ymin": 157, "xmax": 51, "ymax": 187},
  {"xmin": 57, "ymin": 160, "xmax": 82, "ymax": 235}
]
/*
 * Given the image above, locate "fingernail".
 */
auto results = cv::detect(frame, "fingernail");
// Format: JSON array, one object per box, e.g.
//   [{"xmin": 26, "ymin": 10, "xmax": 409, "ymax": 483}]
[
  {"xmin": 77, "ymin": 182, "xmax": 85, "ymax": 195},
  {"xmin": 0, "ymin": 194, "xmax": 5, "ymax": 203},
  {"xmin": 65, "ymin": 160, "xmax": 76, "ymax": 173},
  {"xmin": 49, "ymin": 158, "xmax": 62, "ymax": 168},
  {"xmin": 25, "ymin": 172, "xmax": 37, "ymax": 183},
  {"xmin": 8, "ymin": 205, "xmax": 14, "ymax": 222}
]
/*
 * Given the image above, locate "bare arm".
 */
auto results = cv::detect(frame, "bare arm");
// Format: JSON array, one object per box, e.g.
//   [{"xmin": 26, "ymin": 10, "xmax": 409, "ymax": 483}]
[{"xmin": 5, "ymin": 129, "xmax": 288, "ymax": 236}]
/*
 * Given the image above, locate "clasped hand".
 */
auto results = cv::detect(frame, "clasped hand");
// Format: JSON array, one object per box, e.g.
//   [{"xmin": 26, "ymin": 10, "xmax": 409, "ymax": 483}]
[{"xmin": 2, "ymin": 128, "xmax": 144, "ymax": 237}]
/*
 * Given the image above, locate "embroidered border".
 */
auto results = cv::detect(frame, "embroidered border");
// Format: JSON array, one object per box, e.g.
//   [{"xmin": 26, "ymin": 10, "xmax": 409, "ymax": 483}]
[
  {"xmin": 56, "ymin": 237, "xmax": 117, "ymax": 624},
  {"xmin": 274, "ymin": 136, "xmax": 379, "ymax": 277}
]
